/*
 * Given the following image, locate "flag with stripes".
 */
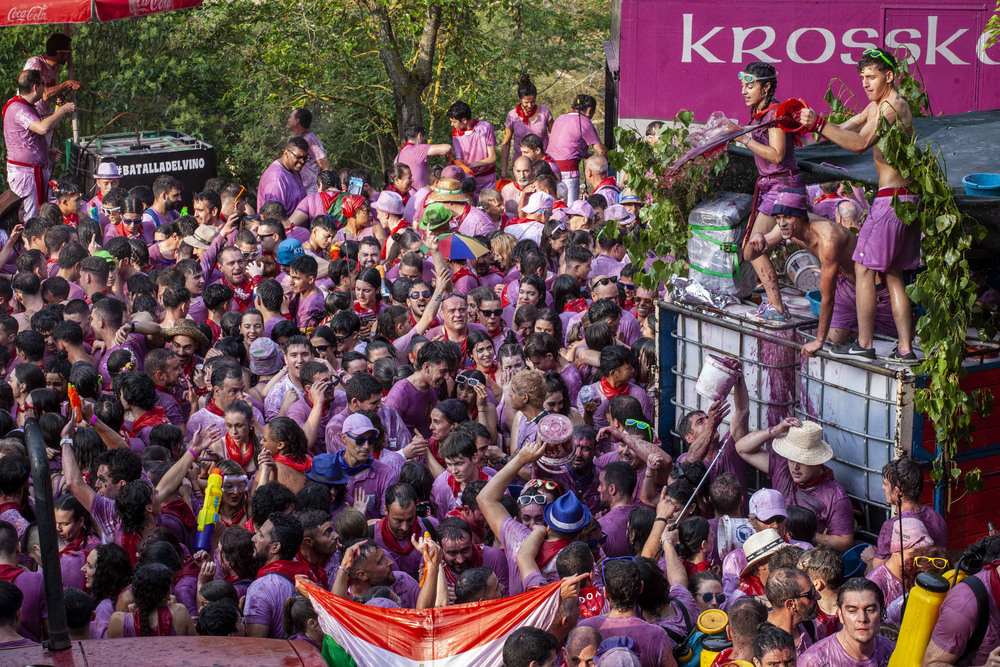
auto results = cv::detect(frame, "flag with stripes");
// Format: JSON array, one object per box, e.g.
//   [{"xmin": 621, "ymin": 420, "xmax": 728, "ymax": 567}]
[{"xmin": 298, "ymin": 579, "xmax": 563, "ymax": 666}]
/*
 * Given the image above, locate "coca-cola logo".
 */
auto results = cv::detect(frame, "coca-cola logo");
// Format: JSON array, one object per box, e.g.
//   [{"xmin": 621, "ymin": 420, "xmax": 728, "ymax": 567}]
[
  {"xmin": 6, "ymin": 4, "xmax": 48, "ymax": 23},
  {"xmin": 128, "ymin": 0, "xmax": 174, "ymax": 15}
]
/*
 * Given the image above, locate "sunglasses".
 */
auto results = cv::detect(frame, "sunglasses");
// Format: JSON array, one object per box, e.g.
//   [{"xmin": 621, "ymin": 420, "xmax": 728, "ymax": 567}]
[
  {"xmin": 312, "ymin": 344, "xmax": 331, "ymax": 353},
  {"xmin": 102, "ymin": 206, "xmax": 120, "ymax": 215},
  {"xmin": 600, "ymin": 556, "xmax": 637, "ymax": 586},
  {"xmin": 525, "ymin": 479, "xmax": 564, "ymax": 495},
  {"xmin": 737, "ymin": 71, "xmax": 776, "ymax": 84},
  {"xmin": 286, "ymin": 149, "xmax": 308, "ymax": 162},
  {"xmin": 863, "ymin": 48, "xmax": 895, "ymax": 70},
  {"xmin": 792, "ymin": 589, "xmax": 821, "ymax": 602},
  {"xmin": 123, "ymin": 217, "xmax": 143, "ymax": 225},
  {"xmin": 517, "ymin": 493, "xmax": 547, "ymax": 506},
  {"xmin": 345, "ymin": 433, "xmax": 375, "ymax": 447},
  {"xmin": 479, "ymin": 308, "xmax": 503, "ymax": 318},
  {"xmin": 635, "ymin": 297, "xmax": 655, "ymax": 306},
  {"xmin": 455, "ymin": 375, "xmax": 481, "ymax": 388},
  {"xmin": 625, "ymin": 418, "xmax": 653, "ymax": 439},
  {"xmin": 442, "ymin": 291, "xmax": 467, "ymax": 301},
  {"xmin": 913, "ymin": 556, "xmax": 949, "ymax": 569},
  {"xmin": 409, "ymin": 291, "xmax": 432, "ymax": 300},
  {"xmin": 586, "ymin": 532, "xmax": 608, "ymax": 550},
  {"xmin": 415, "ymin": 500, "xmax": 438, "ymax": 518},
  {"xmin": 591, "ymin": 276, "xmax": 617, "ymax": 288},
  {"xmin": 700, "ymin": 592, "xmax": 727, "ymax": 604}
]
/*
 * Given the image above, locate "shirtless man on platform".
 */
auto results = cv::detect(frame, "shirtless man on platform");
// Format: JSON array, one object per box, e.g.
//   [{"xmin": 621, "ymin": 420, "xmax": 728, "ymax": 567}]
[
  {"xmin": 799, "ymin": 48, "xmax": 919, "ymax": 364},
  {"xmin": 747, "ymin": 190, "xmax": 896, "ymax": 358}
]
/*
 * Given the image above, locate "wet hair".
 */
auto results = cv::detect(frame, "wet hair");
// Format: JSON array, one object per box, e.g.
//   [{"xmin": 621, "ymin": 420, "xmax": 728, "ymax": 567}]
[
  {"xmin": 602, "ymin": 555, "xmax": 642, "ymax": 611},
  {"xmin": 858, "ymin": 47, "xmax": 897, "ymax": 74},
  {"xmin": 131, "ymin": 563, "xmax": 174, "ymax": 637},
  {"xmin": 799, "ymin": 545, "xmax": 845, "ymax": 590},
  {"xmin": 516, "ymin": 73, "xmax": 537, "ymax": 99},
  {"xmin": 454, "ymin": 566, "xmax": 496, "ymax": 604},
  {"xmin": 753, "ymin": 623, "xmax": 796, "ymax": 662},
  {"xmin": 197, "ymin": 598, "xmax": 241, "ymax": 637},
  {"xmin": 220, "ymin": 527, "xmax": 258, "ymax": 580},
  {"xmin": 627, "ymin": 506, "xmax": 656, "ymax": 557},
  {"xmin": 882, "ymin": 456, "xmax": 923, "ymax": 502},
  {"xmin": 250, "ymin": 482, "xmax": 296, "ymax": 531},
  {"xmin": 675, "ymin": 515, "xmax": 711, "ymax": 560},
  {"xmin": 836, "ymin": 577, "xmax": 885, "ymax": 611},
  {"xmin": 64, "ymin": 587, "xmax": 95, "ymax": 630},
  {"xmin": 90, "ymin": 543, "xmax": 134, "ymax": 604},
  {"xmin": 741, "ymin": 61, "xmax": 778, "ymax": 106},
  {"xmin": 296, "ymin": 482, "xmax": 335, "ymax": 515},
  {"xmin": 398, "ymin": 460, "xmax": 434, "ymax": 502},
  {"xmin": 785, "ymin": 505, "xmax": 817, "ymax": 544},
  {"xmin": 283, "ymin": 594, "xmax": 318, "ymax": 637}
]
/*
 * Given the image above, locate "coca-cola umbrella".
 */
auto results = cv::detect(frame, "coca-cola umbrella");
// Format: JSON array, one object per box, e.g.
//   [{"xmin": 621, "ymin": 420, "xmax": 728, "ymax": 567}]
[{"xmin": 3, "ymin": 0, "xmax": 203, "ymax": 26}]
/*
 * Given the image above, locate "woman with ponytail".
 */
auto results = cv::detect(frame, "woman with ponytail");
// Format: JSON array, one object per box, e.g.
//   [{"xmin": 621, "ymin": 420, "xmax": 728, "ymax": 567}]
[
  {"xmin": 675, "ymin": 515, "xmax": 715, "ymax": 578},
  {"xmin": 501, "ymin": 74, "xmax": 554, "ymax": 180}
]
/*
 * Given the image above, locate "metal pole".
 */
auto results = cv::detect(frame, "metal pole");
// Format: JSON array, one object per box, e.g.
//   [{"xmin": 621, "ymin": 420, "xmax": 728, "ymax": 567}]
[
  {"xmin": 24, "ymin": 418, "xmax": 70, "ymax": 651},
  {"xmin": 64, "ymin": 23, "xmax": 79, "ymax": 144}
]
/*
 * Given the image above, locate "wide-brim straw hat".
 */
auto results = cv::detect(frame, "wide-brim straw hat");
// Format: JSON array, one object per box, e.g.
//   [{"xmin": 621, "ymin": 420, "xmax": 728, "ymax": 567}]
[
  {"xmin": 772, "ymin": 420, "xmax": 833, "ymax": 466},
  {"xmin": 427, "ymin": 178, "xmax": 470, "ymax": 203},
  {"xmin": 740, "ymin": 528, "xmax": 785, "ymax": 578},
  {"xmin": 163, "ymin": 320, "xmax": 209, "ymax": 348}
]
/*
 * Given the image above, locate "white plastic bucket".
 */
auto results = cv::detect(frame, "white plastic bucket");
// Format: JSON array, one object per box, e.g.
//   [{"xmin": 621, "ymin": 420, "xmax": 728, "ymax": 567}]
[
  {"xmin": 695, "ymin": 354, "xmax": 743, "ymax": 401},
  {"xmin": 785, "ymin": 250, "xmax": 821, "ymax": 291}
]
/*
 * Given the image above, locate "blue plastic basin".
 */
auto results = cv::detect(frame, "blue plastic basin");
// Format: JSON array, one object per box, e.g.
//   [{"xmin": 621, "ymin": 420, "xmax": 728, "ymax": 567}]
[
  {"xmin": 807, "ymin": 290, "xmax": 821, "ymax": 317},
  {"xmin": 963, "ymin": 173, "xmax": 1000, "ymax": 197}
]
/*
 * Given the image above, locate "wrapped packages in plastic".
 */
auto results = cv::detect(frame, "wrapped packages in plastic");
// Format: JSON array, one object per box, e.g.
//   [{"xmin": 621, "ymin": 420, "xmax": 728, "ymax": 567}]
[{"xmin": 687, "ymin": 192, "xmax": 759, "ymax": 298}]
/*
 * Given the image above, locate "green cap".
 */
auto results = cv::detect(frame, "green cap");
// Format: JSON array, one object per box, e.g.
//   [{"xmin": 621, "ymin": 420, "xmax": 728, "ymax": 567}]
[
  {"xmin": 93, "ymin": 250, "xmax": 117, "ymax": 267},
  {"xmin": 420, "ymin": 203, "xmax": 454, "ymax": 231}
]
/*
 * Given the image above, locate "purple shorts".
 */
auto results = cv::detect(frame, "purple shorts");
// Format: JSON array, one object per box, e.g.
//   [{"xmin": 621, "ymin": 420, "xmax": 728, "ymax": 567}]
[
  {"xmin": 829, "ymin": 274, "xmax": 898, "ymax": 336},
  {"xmin": 853, "ymin": 191, "xmax": 921, "ymax": 271},
  {"xmin": 756, "ymin": 172, "xmax": 805, "ymax": 217}
]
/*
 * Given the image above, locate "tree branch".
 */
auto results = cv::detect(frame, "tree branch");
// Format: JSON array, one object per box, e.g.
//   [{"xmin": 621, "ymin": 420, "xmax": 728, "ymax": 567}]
[{"xmin": 414, "ymin": 3, "xmax": 443, "ymax": 86}]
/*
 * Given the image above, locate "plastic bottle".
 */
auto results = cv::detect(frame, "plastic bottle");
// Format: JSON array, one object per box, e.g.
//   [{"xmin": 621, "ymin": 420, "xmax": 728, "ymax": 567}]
[
  {"xmin": 888, "ymin": 572, "xmax": 950, "ymax": 667},
  {"xmin": 194, "ymin": 468, "xmax": 223, "ymax": 552}
]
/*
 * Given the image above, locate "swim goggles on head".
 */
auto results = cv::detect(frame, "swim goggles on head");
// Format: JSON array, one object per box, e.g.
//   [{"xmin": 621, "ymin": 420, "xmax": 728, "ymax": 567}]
[{"xmin": 737, "ymin": 71, "xmax": 776, "ymax": 84}]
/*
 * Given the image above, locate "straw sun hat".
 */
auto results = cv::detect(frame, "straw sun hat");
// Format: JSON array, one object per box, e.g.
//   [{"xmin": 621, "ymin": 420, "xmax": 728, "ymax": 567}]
[{"xmin": 771, "ymin": 420, "xmax": 833, "ymax": 466}]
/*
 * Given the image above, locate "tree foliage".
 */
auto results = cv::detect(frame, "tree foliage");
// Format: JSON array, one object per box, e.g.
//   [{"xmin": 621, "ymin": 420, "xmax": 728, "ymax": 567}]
[{"xmin": 0, "ymin": 0, "xmax": 608, "ymax": 190}]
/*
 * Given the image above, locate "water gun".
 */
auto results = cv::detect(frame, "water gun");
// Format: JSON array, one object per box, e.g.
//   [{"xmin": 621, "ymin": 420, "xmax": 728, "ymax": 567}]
[
  {"xmin": 67, "ymin": 383, "xmax": 82, "ymax": 423},
  {"xmin": 194, "ymin": 468, "xmax": 223, "ymax": 552}
]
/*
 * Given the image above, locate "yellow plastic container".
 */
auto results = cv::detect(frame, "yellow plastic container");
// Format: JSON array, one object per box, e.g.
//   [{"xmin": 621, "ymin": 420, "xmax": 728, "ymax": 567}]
[
  {"xmin": 888, "ymin": 572, "xmax": 950, "ymax": 667},
  {"xmin": 701, "ymin": 637, "xmax": 732, "ymax": 667},
  {"xmin": 697, "ymin": 609, "xmax": 729, "ymax": 635},
  {"xmin": 942, "ymin": 569, "xmax": 966, "ymax": 587}
]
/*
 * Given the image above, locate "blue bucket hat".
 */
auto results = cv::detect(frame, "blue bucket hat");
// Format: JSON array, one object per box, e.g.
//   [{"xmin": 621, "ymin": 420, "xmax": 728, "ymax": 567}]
[
  {"xmin": 305, "ymin": 453, "xmax": 350, "ymax": 486},
  {"xmin": 277, "ymin": 238, "xmax": 304, "ymax": 265},
  {"xmin": 543, "ymin": 491, "xmax": 592, "ymax": 533}
]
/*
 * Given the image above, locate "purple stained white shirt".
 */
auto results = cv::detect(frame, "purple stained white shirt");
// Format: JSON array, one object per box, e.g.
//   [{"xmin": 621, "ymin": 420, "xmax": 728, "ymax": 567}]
[
  {"xmin": 865, "ymin": 563, "xmax": 904, "ymax": 609},
  {"xmin": 9, "ymin": 569, "xmax": 46, "ymax": 642},
  {"xmin": 185, "ymin": 404, "xmax": 264, "ymax": 441},
  {"xmin": 799, "ymin": 632, "xmax": 894, "ymax": 667},
  {"xmin": 590, "ymin": 253, "xmax": 624, "ymax": 279},
  {"xmin": 929, "ymin": 570, "xmax": 1000, "ymax": 666},
  {"xmin": 559, "ymin": 362, "xmax": 583, "ymax": 404},
  {"xmin": 90, "ymin": 493, "xmax": 121, "ymax": 545},
  {"xmin": 383, "ymin": 377, "xmax": 438, "ymax": 440},
  {"xmin": 294, "ymin": 190, "xmax": 337, "ymax": 220},
  {"xmin": 257, "ymin": 159, "xmax": 307, "ymax": 215},
  {"xmin": 396, "ymin": 143, "xmax": 434, "ymax": 191},
  {"xmin": 504, "ymin": 105, "xmax": 553, "ymax": 155},
  {"xmin": 575, "ymin": 381, "xmax": 654, "ymax": 431},
  {"xmin": 299, "ymin": 131, "xmax": 327, "ymax": 195},
  {"xmin": 651, "ymin": 584, "xmax": 699, "ymax": 642},
  {"xmin": 3, "ymin": 97, "xmax": 47, "ymax": 165},
  {"xmin": 452, "ymin": 121, "xmax": 497, "ymax": 194},
  {"xmin": 244, "ymin": 571, "xmax": 297, "ymax": 638},
  {"xmin": 456, "ymin": 205, "xmax": 497, "ymax": 237},
  {"xmin": 874, "ymin": 505, "xmax": 947, "ymax": 559},
  {"xmin": 597, "ymin": 504, "xmax": 634, "ymax": 559},
  {"xmin": 345, "ymin": 459, "xmax": 399, "ymax": 521},
  {"xmin": 768, "ymin": 447, "xmax": 854, "ymax": 537},
  {"xmin": 264, "ymin": 375, "xmax": 301, "ymax": 421},
  {"xmin": 576, "ymin": 615, "xmax": 671, "ymax": 667},
  {"xmin": 547, "ymin": 111, "xmax": 602, "ymax": 164}
]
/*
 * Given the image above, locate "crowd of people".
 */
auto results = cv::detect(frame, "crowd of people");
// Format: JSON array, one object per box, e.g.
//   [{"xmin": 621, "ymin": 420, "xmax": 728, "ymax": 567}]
[{"xmin": 0, "ymin": 33, "xmax": 998, "ymax": 667}]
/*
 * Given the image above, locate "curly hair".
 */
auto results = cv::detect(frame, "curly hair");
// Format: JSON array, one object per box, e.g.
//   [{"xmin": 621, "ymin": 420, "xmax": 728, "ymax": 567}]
[
  {"xmin": 91, "ymin": 543, "xmax": 133, "ymax": 605},
  {"xmin": 131, "ymin": 563, "xmax": 173, "ymax": 637},
  {"xmin": 114, "ymin": 479, "xmax": 153, "ymax": 535},
  {"xmin": 268, "ymin": 417, "xmax": 310, "ymax": 462},
  {"xmin": 220, "ymin": 527, "xmax": 259, "ymax": 580}
]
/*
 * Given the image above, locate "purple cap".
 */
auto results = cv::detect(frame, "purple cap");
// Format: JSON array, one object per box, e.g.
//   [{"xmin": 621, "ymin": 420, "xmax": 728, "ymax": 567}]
[
  {"xmin": 748, "ymin": 488, "xmax": 787, "ymax": 522},
  {"xmin": 890, "ymin": 517, "xmax": 935, "ymax": 551},
  {"xmin": 771, "ymin": 189, "xmax": 808, "ymax": 218},
  {"xmin": 343, "ymin": 413, "xmax": 380, "ymax": 437},
  {"xmin": 537, "ymin": 413, "xmax": 573, "ymax": 444},
  {"xmin": 371, "ymin": 190, "xmax": 405, "ymax": 216},
  {"xmin": 566, "ymin": 199, "xmax": 595, "ymax": 219},
  {"xmin": 440, "ymin": 165, "xmax": 465, "ymax": 180}
]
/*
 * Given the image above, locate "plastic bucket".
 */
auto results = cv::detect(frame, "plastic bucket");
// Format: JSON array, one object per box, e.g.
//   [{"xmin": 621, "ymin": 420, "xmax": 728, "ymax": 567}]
[
  {"xmin": 785, "ymin": 250, "xmax": 822, "ymax": 291},
  {"xmin": 807, "ymin": 290, "xmax": 821, "ymax": 317},
  {"xmin": 962, "ymin": 173, "xmax": 1000, "ymax": 197},
  {"xmin": 695, "ymin": 354, "xmax": 743, "ymax": 401}
]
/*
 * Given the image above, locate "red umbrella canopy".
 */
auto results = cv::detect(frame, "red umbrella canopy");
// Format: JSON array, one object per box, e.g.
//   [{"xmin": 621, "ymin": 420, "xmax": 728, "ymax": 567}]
[{"xmin": 3, "ymin": 0, "xmax": 202, "ymax": 26}]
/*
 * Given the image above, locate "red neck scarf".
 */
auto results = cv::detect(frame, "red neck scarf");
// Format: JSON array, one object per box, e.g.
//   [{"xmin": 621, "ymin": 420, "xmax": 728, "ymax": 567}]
[
  {"xmin": 410, "ymin": 311, "xmax": 440, "ymax": 329},
  {"xmin": 443, "ymin": 327, "xmax": 469, "ymax": 362},
  {"xmin": 274, "ymin": 453, "xmax": 312, "ymax": 473},
  {"xmin": 402, "ymin": 142, "xmax": 414, "ymax": 148},
  {"xmin": 537, "ymin": 538, "xmax": 572, "ymax": 568},
  {"xmin": 451, "ymin": 119, "xmax": 480, "ymax": 137},
  {"xmin": 60, "ymin": 532, "xmax": 88, "ymax": 557},
  {"xmin": 206, "ymin": 318, "xmax": 222, "ymax": 342},
  {"xmin": 354, "ymin": 301, "xmax": 377, "ymax": 317},
  {"xmin": 161, "ymin": 497, "xmax": 197, "ymax": 529},
  {"xmin": 297, "ymin": 550, "xmax": 331, "ymax": 590},
  {"xmin": 63, "ymin": 212, "xmax": 80, "ymax": 226},
  {"xmin": 445, "ymin": 508, "xmax": 485, "ymax": 542},
  {"xmin": 155, "ymin": 384, "xmax": 182, "ymax": 408},
  {"xmin": 384, "ymin": 183, "xmax": 410, "ymax": 205},
  {"xmin": 796, "ymin": 466, "xmax": 836, "ymax": 491},
  {"xmin": 222, "ymin": 276, "xmax": 253, "ymax": 311},
  {"xmin": 452, "ymin": 267, "xmax": 479, "ymax": 288},
  {"xmin": 114, "ymin": 221, "xmax": 140, "ymax": 239},
  {"xmin": 443, "ymin": 544, "xmax": 483, "ymax": 585},
  {"xmin": 258, "ymin": 558, "xmax": 312, "ymax": 582},
  {"xmin": 446, "ymin": 468, "xmax": 489, "ymax": 498},
  {"xmin": 814, "ymin": 192, "xmax": 839, "ymax": 204},
  {"xmin": 515, "ymin": 104, "xmax": 538, "ymax": 124},
  {"xmin": 129, "ymin": 406, "xmax": 169, "ymax": 438},
  {"xmin": 982, "ymin": 560, "xmax": 1000, "ymax": 613},
  {"xmin": 595, "ymin": 177, "xmax": 618, "ymax": 191},
  {"xmin": 0, "ymin": 564, "xmax": 24, "ymax": 583},
  {"xmin": 562, "ymin": 297, "xmax": 588, "ymax": 313},
  {"xmin": 752, "ymin": 102, "xmax": 780, "ymax": 122},
  {"xmin": 225, "ymin": 433, "xmax": 253, "ymax": 469},
  {"xmin": 220, "ymin": 505, "xmax": 247, "ymax": 528},
  {"xmin": 304, "ymin": 394, "xmax": 329, "ymax": 420},
  {"xmin": 599, "ymin": 377, "xmax": 629, "ymax": 400},
  {"xmin": 205, "ymin": 400, "xmax": 226, "ymax": 418},
  {"xmin": 378, "ymin": 516, "xmax": 420, "ymax": 555}
]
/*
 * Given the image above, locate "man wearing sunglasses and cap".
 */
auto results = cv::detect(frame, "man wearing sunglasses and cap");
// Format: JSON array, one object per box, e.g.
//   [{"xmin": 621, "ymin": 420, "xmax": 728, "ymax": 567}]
[
  {"xmin": 799, "ymin": 48, "xmax": 919, "ymax": 364},
  {"xmin": 334, "ymin": 413, "xmax": 398, "ymax": 522}
]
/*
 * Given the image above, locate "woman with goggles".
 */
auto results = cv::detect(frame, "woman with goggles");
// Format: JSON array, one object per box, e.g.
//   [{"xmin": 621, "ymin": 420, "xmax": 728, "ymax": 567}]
[
  {"xmin": 453, "ymin": 368, "xmax": 498, "ymax": 442},
  {"xmin": 727, "ymin": 61, "xmax": 805, "ymax": 324}
]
